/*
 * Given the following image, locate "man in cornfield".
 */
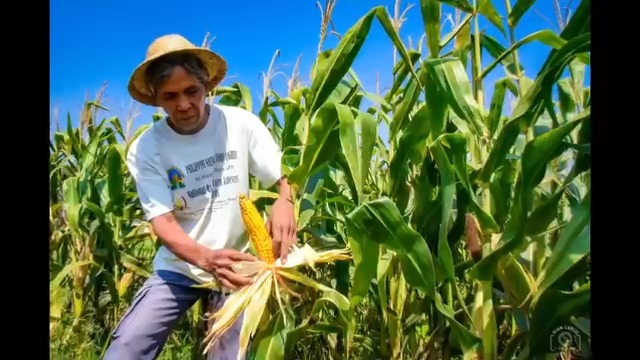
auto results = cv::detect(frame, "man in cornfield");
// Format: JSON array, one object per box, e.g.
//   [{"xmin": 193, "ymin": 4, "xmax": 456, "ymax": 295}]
[{"xmin": 103, "ymin": 34, "xmax": 297, "ymax": 360}]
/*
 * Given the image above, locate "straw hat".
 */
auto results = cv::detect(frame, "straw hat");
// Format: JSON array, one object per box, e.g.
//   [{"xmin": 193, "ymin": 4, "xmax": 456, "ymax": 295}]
[{"xmin": 128, "ymin": 34, "xmax": 227, "ymax": 106}]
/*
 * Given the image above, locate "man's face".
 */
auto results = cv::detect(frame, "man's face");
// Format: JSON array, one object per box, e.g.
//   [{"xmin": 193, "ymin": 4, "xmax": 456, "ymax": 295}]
[{"xmin": 154, "ymin": 66, "xmax": 207, "ymax": 134}]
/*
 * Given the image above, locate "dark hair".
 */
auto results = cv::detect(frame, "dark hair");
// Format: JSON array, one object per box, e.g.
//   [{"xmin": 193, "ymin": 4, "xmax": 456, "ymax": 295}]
[{"xmin": 144, "ymin": 52, "xmax": 210, "ymax": 95}]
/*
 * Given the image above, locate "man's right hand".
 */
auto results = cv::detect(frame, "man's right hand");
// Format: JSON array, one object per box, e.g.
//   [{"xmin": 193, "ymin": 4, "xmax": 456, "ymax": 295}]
[{"xmin": 199, "ymin": 249, "xmax": 257, "ymax": 290}]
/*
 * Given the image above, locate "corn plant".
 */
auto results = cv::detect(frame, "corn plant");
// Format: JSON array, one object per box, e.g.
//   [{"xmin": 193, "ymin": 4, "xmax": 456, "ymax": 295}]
[{"xmin": 51, "ymin": 100, "xmax": 161, "ymax": 360}]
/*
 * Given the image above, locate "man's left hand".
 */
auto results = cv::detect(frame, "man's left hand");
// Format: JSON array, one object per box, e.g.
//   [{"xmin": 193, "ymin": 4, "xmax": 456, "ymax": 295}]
[{"xmin": 266, "ymin": 197, "xmax": 297, "ymax": 264}]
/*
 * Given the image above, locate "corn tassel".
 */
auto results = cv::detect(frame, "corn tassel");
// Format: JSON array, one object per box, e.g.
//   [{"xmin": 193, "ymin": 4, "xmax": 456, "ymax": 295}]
[{"xmin": 238, "ymin": 193, "xmax": 275, "ymax": 264}]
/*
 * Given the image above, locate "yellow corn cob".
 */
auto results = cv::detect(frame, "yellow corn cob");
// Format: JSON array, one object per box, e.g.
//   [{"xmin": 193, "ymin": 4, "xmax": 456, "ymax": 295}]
[{"xmin": 238, "ymin": 193, "xmax": 275, "ymax": 264}]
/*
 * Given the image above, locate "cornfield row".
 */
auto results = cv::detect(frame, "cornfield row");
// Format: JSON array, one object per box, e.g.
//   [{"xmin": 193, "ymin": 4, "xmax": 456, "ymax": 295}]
[{"xmin": 49, "ymin": 0, "xmax": 591, "ymax": 359}]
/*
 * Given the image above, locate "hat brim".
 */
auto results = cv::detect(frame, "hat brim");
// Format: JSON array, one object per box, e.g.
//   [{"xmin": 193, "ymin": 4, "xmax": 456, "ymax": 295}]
[{"xmin": 128, "ymin": 47, "xmax": 227, "ymax": 106}]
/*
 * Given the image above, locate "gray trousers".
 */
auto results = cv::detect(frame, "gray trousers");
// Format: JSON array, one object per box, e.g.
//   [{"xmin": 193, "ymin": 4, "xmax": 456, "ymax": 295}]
[{"xmin": 103, "ymin": 270, "xmax": 247, "ymax": 360}]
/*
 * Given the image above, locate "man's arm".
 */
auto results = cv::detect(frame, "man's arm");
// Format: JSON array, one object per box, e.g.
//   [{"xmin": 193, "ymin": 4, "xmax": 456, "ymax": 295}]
[
  {"xmin": 275, "ymin": 176, "xmax": 293, "ymax": 202},
  {"xmin": 244, "ymin": 111, "xmax": 297, "ymax": 262},
  {"xmin": 149, "ymin": 213, "xmax": 210, "ymax": 269},
  {"xmin": 126, "ymin": 138, "xmax": 210, "ymax": 269},
  {"xmin": 245, "ymin": 112, "xmax": 283, "ymax": 190}
]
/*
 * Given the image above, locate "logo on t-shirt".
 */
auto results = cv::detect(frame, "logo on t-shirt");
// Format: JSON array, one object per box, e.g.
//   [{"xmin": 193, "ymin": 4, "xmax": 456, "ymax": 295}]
[
  {"xmin": 173, "ymin": 195, "xmax": 187, "ymax": 211},
  {"xmin": 167, "ymin": 166, "xmax": 186, "ymax": 190}
]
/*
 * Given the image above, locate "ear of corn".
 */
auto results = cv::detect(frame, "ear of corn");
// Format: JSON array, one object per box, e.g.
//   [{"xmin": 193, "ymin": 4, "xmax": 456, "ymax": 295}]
[{"xmin": 238, "ymin": 193, "xmax": 276, "ymax": 264}]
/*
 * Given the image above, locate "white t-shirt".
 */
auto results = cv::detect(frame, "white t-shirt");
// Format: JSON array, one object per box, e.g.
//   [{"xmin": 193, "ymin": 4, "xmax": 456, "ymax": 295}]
[{"xmin": 126, "ymin": 104, "xmax": 282, "ymax": 284}]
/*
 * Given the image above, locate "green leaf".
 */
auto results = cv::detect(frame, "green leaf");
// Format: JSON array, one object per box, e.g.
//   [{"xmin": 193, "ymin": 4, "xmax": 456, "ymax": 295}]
[
  {"xmin": 569, "ymin": 112, "xmax": 591, "ymax": 179},
  {"xmin": 82, "ymin": 200, "xmax": 105, "ymax": 222},
  {"xmin": 495, "ymin": 253, "xmax": 534, "ymax": 309},
  {"xmin": 470, "ymin": 117, "xmax": 585, "ymax": 281},
  {"xmin": 439, "ymin": 0, "xmax": 505, "ymax": 36},
  {"xmin": 487, "ymin": 78, "xmax": 508, "ymax": 136},
  {"xmin": 525, "ymin": 188, "xmax": 564, "ymax": 236},
  {"xmin": 338, "ymin": 108, "xmax": 377, "ymax": 205},
  {"xmin": 281, "ymin": 98, "xmax": 304, "ymax": 148},
  {"xmin": 489, "ymin": 159, "xmax": 517, "ymax": 228},
  {"xmin": 126, "ymin": 124, "xmax": 150, "ymax": 154},
  {"xmin": 508, "ymin": 0, "xmax": 537, "ymax": 28},
  {"xmin": 425, "ymin": 57, "xmax": 486, "ymax": 137},
  {"xmin": 477, "ymin": 0, "xmax": 506, "ymax": 36},
  {"xmin": 439, "ymin": 134, "xmax": 499, "ymax": 233},
  {"xmin": 479, "ymin": 34, "xmax": 525, "ymax": 78},
  {"xmin": 478, "ymin": 34, "xmax": 591, "ymax": 185},
  {"xmin": 309, "ymin": 6, "xmax": 418, "ymax": 114},
  {"xmin": 440, "ymin": 13, "xmax": 473, "ymax": 50},
  {"xmin": 346, "ymin": 217, "xmax": 380, "ymax": 309},
  {"xmin": 420, "ymin": 0, "xmax": 442, "ymax": 57},
  {"xmin": 235, "ymin": 83, "xmax": 253, "ymax": 114},
  {"xmin": 385, "ymin": 51, "xmax": 422, "ymax": 104},
  {"xmin": 428, "ymin": 140, "xmax": 456, "ymax": 281},
  {"xmin": 434, "ymin": 294, "xmax": 481, "ymax": 353},
  {"xmin": 438, "ymin": 0, "xmax": 473, "ymax": 13},
  {"xmin": 389, "ymin": 62, "xmax": 426, "ymax": 139},
  {"xmin": 79, "ymin": 121, "xmax": 110, "ymax": 176},
  {"xmin": 288, "ymin": 102, "xmax": 343, "ymax": 188},
  {"xmin": 480, "ymin": 30, "xmax": 567, "ymax": 81},
  {"xmin": 278, "ymin": 269, "xmax": 354, "ymax": 354},
  {"xmin": 106, "ymin": 145, "xmax": 124, "ymax": 216},
  {"xmin": 535, "ymin": 189, "xmax": 590, "ymax": 299},
  {"xmin": 424, "ymin": 63, "xmax": 449, "ymax": 141},
  {"xmin": 62, "ymin": 177, "xmax": 82, "ymax": 235},
  {"xmin": 253, "ymin": 316, "xmax": 287, "ymax": 360},
  {"xmin": 527, "ymin": 283, "xmax": 590, "ymax": 356},
  {"xmin": 477, "ymin": 280, "xmax": 498, "ymax": 359},
  {"xmin": 389, "ymin": 104, "xmax": 430, "ymax": 199},
  {"xmin": 346, "ymin": 197, "xmax": 437, "ymax": 299}
]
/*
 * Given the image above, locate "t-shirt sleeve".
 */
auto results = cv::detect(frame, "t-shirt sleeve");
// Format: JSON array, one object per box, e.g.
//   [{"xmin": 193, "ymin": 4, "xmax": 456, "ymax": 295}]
[
  {"xmin": 126, "ymin": 136, "xmax": 174, "ymax": 221},
  {"xmin": 246, "ymin": 112, "xmax": 283, "ymax": 188}
]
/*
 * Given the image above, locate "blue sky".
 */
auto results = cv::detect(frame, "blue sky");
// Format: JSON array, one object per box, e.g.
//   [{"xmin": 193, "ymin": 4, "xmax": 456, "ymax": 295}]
[{"xmin": 50, "ymin": 0, "xmax": 589, "ymax": 135}]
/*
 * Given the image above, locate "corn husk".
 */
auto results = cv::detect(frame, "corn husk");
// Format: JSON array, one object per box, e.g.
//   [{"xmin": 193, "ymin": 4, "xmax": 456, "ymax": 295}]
[{"xmin": 197, "ymin": 243, "xmax": 351, "ymax": 359}]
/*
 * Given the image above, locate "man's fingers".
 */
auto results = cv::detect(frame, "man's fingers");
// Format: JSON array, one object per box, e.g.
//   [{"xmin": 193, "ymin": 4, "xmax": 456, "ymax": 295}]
[
  {"xmin": 213, "ymin": 257, "xmax": 233, "ymax": 268},
  {"xmin": 239, "ymin": 252, "xmax": 258, "ymax": 262},
  {"xmin": 290, "ymin": 222, "xmax": 297, "ymax": 246},
  {"xmin": 267, "ymin": 219, "xmax": 279, "ymax": 258},
  {"xmin": 272, "ymin": 223, "xmax": 283, "ymax": 258},
  {"xmin": 228, "ymin": 251, "xmax": 257, "ymax": 262},
  {"xmin": 218, "ymin": 248, "xmax": 257, "ymax": 262},
  {"xmin": 217, "ymin": 277, "xmax": 238, "ymax": 291},
  {"xmin": 280, "ymin": 223, "xmax": 296, "ymax": 264},
  {"xmin": 289, "ymin": 223, "xmax": 297, "ymax": 249},
  {"xmin": 280, "ymin": 239, "xmax": 288, "ymax": 263},
  {"xmin": 217, "ymin": 268, "xmax": 253, "ymax": 287},
  {"xmin": 214, "ymin": 268, "xmax": 240, "ymax": 290},
  {"xmin": 266, "ymin": 220, "xmax": 272, "ymax": 236}
]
